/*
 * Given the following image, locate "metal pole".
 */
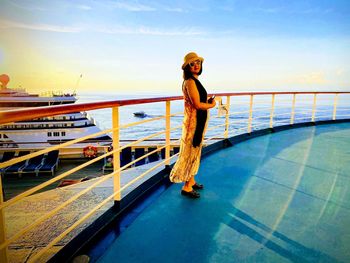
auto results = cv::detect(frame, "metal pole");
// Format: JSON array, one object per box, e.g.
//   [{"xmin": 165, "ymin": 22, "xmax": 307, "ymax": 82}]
[
  {"xmin": 270, "ymin": 94, "xmax": 275, "ymax": 128},
  {"xmin": 165, "ymin": 101, "xmax": 171, "ymax": 165},
  {"xmin": 312, "ymin": 93, "xmax": 317, "ymax": 122},
  {"xmin": 290, "ymin": 94, "xmax": 296, "ymax": 125},
  {"xmin": 0, "ymin": 178, "xmax": 8, "ymax": 263},
  {"xmin": 332, "ymin": 93, "xmax": 338, "ymax": 120},
  {"xmin": 248, "ymin": 95, "xmax": 254, "ymax": 133},
  {"xmin": 224, "ymin": 96, "xmax": 231, "ymax": 138},
  {"xmin": 112, "ymin": 107, "xmax": 121, "ymax": 201}
]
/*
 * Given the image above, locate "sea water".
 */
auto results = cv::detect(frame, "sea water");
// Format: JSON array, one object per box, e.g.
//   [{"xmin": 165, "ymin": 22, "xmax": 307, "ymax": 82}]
[{"xmin": 77, "ymin": 92, "xmax": 349, "ymax": 141}]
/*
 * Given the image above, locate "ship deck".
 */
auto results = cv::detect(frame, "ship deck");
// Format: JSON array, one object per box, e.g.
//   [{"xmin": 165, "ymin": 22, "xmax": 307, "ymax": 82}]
[{"xmin": 95, "ymin": 122, "xmax": 350, "ymax": 263}]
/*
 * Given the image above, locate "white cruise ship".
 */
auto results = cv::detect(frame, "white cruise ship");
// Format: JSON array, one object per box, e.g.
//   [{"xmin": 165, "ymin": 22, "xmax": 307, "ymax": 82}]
[{"xmin": 0, "ymin": 75, "xmax": 111, "ymax": 149}]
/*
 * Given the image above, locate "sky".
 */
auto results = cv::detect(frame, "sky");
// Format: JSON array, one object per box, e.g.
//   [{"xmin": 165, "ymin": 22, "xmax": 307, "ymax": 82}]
[{"xmin": 0, "ymin": 0, "xmax": 349, "ymax": 95}]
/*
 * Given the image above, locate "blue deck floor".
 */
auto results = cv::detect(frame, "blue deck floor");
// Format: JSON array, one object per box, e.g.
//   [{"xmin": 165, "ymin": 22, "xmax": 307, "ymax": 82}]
[{"xmin": 97, "ymin": 123, "xmax": 350, "ymax": 263}]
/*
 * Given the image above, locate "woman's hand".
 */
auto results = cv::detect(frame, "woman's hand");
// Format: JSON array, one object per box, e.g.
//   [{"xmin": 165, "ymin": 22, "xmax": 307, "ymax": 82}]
[
  {"xmin": 209, "ymin": 98, "xmax": 216, "ymax": 108},
  {"xmin": 207, "ymin": 95, "xmax": 216, "ymax": 108}
]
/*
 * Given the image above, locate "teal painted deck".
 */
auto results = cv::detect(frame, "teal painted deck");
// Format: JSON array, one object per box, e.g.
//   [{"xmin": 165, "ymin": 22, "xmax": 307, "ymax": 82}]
[{"xmin": 97, "ymin": 123, "xmax": 350, "ymax": 263}]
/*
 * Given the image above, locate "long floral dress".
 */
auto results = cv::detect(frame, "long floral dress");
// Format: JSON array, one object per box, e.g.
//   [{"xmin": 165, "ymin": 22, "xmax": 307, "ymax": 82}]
[{"xmin": 169, "ymin": 81, "xmax": 208, "ymax": 183}]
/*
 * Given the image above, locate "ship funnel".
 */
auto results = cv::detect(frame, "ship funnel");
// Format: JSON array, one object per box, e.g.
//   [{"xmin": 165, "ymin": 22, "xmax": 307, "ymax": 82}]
[{"xmin": 0, "ymin": 74, "xmax": 10, "ymax": 89}]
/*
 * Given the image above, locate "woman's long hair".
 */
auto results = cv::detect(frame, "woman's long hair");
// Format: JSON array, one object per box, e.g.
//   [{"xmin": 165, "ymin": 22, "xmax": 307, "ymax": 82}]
[{"xmin": 183, "ymin": 63, "xmax": 203, "ymax": 80}]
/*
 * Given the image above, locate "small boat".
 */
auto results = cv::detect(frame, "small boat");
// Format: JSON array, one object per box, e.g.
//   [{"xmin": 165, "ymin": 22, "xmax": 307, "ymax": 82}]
[{"xmin": 133, "ymin": 111, "xmax": 147, "ymax": 118}]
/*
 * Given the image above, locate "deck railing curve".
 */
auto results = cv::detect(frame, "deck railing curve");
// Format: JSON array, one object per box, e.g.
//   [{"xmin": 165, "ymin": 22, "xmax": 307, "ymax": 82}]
[{"xmin": 0, "ymin": 91, "xmax": 350, "ymax": 262}]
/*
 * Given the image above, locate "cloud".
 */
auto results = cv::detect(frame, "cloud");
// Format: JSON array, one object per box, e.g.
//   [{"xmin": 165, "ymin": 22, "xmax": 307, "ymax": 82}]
[
  {"xmin": 216, "ymin": 1, "xmax": 237, "ymax": 12},
  {"xmin": 336, "ymin": 68, "xmax": 344, "ymax": 76},
  {"xmin": 254, "ymin": 7, "xmax": 282, "ymax": 14},
  {"xmin": 297, "ymin": 72, "xmax": 327, "ymax": 85},
  {"xmin": 0, "ymin": 19, "xmax": 82, "ymax": 33},
  {"xmin": 76, "ymin": 4, "xmax": 92, "ymax": 11},
  {"xmin": 164, "ymin": 7, "xmax": 185, "ymax": 13},
  {"xmin": 254, "ymin": 5, "xmax": 333, "ymax": 15},
  {"xmin": 96, "ymin": 25, "xmax": 205, "ymax": 36},
  {"xmin": 138, "ymin": 26, "xmax": 204, "ymax": 36},
  {"xmin": 108, "ymin": 1, "xmax": 156, "ymax": 12},
  {"xmin": 0, "ymin": 18, "xmax": 206, "ymax": 36},
  {"xmin": 7, "ymin": 0, "xmax": 46, "ymax": 11},
  {"xmin": 297, "ymin": 7, "xmax": 333, "ymax": 14}
]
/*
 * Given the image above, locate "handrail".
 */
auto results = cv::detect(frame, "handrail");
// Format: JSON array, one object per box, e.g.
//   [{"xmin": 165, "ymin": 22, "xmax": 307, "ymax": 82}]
[
  {"xmin": 0, "ymin": 112, "xmax": 180, "ymax": 169},
  {"xmin": 28, "ymin": 153, "xmax": 180, "ymax": 263},
  {"xmin": 0, "ymin": 124, "xmax": 182, "ymax": 210},
  {"xmin": 0, "ymin": 128, "xmax": 114, "ymax": 168},
  {"xmin": 0, "ymin": 145, "xmax": 168, "ymax": 251},
  {"xmin": 0, "ymin": 96, "xmax": 184, "ymax": 125},
  {"xmin": 1, "ymin": 92, "xmax": 349, "ymax": 125}
]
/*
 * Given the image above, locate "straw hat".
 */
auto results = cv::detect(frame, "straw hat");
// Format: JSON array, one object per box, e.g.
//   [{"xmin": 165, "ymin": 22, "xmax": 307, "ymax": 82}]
[{"xmin": 182, "ymin": 52, "xmax": 204, "ymax": 69}]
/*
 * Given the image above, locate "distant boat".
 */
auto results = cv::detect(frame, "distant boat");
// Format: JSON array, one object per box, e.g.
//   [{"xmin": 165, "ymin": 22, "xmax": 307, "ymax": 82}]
[{"xmin": 133, "ymin": 111, "xmax": 147, "ymax": 118}]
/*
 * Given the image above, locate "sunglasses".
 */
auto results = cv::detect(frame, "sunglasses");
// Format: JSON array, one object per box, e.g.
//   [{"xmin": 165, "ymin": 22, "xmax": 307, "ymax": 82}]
[{"xmin": 189, "ymin": 60, "xmax": 201, "ymax": 67}]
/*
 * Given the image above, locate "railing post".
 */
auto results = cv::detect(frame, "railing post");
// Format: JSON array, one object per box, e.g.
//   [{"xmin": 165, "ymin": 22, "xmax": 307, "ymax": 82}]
[
  {"xmin": 248, "ymin": 95, "xmax": 254, "ymax": 133},
  {"xmin": 165, "ymin": 101, "xmax": 171, "ymax": 166},
  {"xmin": 290, "ymin": 94, "xmax": 296, "ymax": 125},
  {"xmin": 0, "ymin": 179, "xmax": 8, "ymax": 263},
  {"xmin": 333, "ymin": 93, "xmax": 338, "ymax": 120},
  {"xmin": 112, "ymin": 107, "xmax": 121, "ymax": 202},
  {"xmin": 224, "ymin": 96, "xmax": 231, "ymax": 138},
  {"xmin": 311, "ymin": 93, "xmax": 317, "ymax": 122},
  {"xmin": 270, "ymin": 94, "xmax": 275, "ymax": 128}
]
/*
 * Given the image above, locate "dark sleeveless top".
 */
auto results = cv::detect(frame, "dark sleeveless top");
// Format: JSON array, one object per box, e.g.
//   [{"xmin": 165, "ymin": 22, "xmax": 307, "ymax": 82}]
[{"xmin": 190, "ymin": 76, "xmax": 208, "ymax": 147}]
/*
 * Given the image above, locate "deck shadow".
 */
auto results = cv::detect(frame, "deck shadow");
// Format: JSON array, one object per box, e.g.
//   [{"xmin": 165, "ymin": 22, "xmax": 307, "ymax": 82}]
[{"xmin": 227, "ymin": 207, "xmax": 340, "ymax": 262}]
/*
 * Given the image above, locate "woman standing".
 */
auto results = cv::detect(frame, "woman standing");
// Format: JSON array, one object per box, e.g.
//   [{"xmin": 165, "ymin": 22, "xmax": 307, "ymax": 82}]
[{"xmin": 170, "ymin": 52, "xmax": 216, "ymax": 198}]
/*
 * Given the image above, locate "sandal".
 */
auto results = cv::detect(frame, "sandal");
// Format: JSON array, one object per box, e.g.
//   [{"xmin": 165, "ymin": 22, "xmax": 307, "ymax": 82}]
[
  {"xmin": 192, "ymin": 183, "xmax": 204, "ymax": 190},
  {"xmin": 181, "ymin": 190, "xmax": 200, "ymax": 198}
]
